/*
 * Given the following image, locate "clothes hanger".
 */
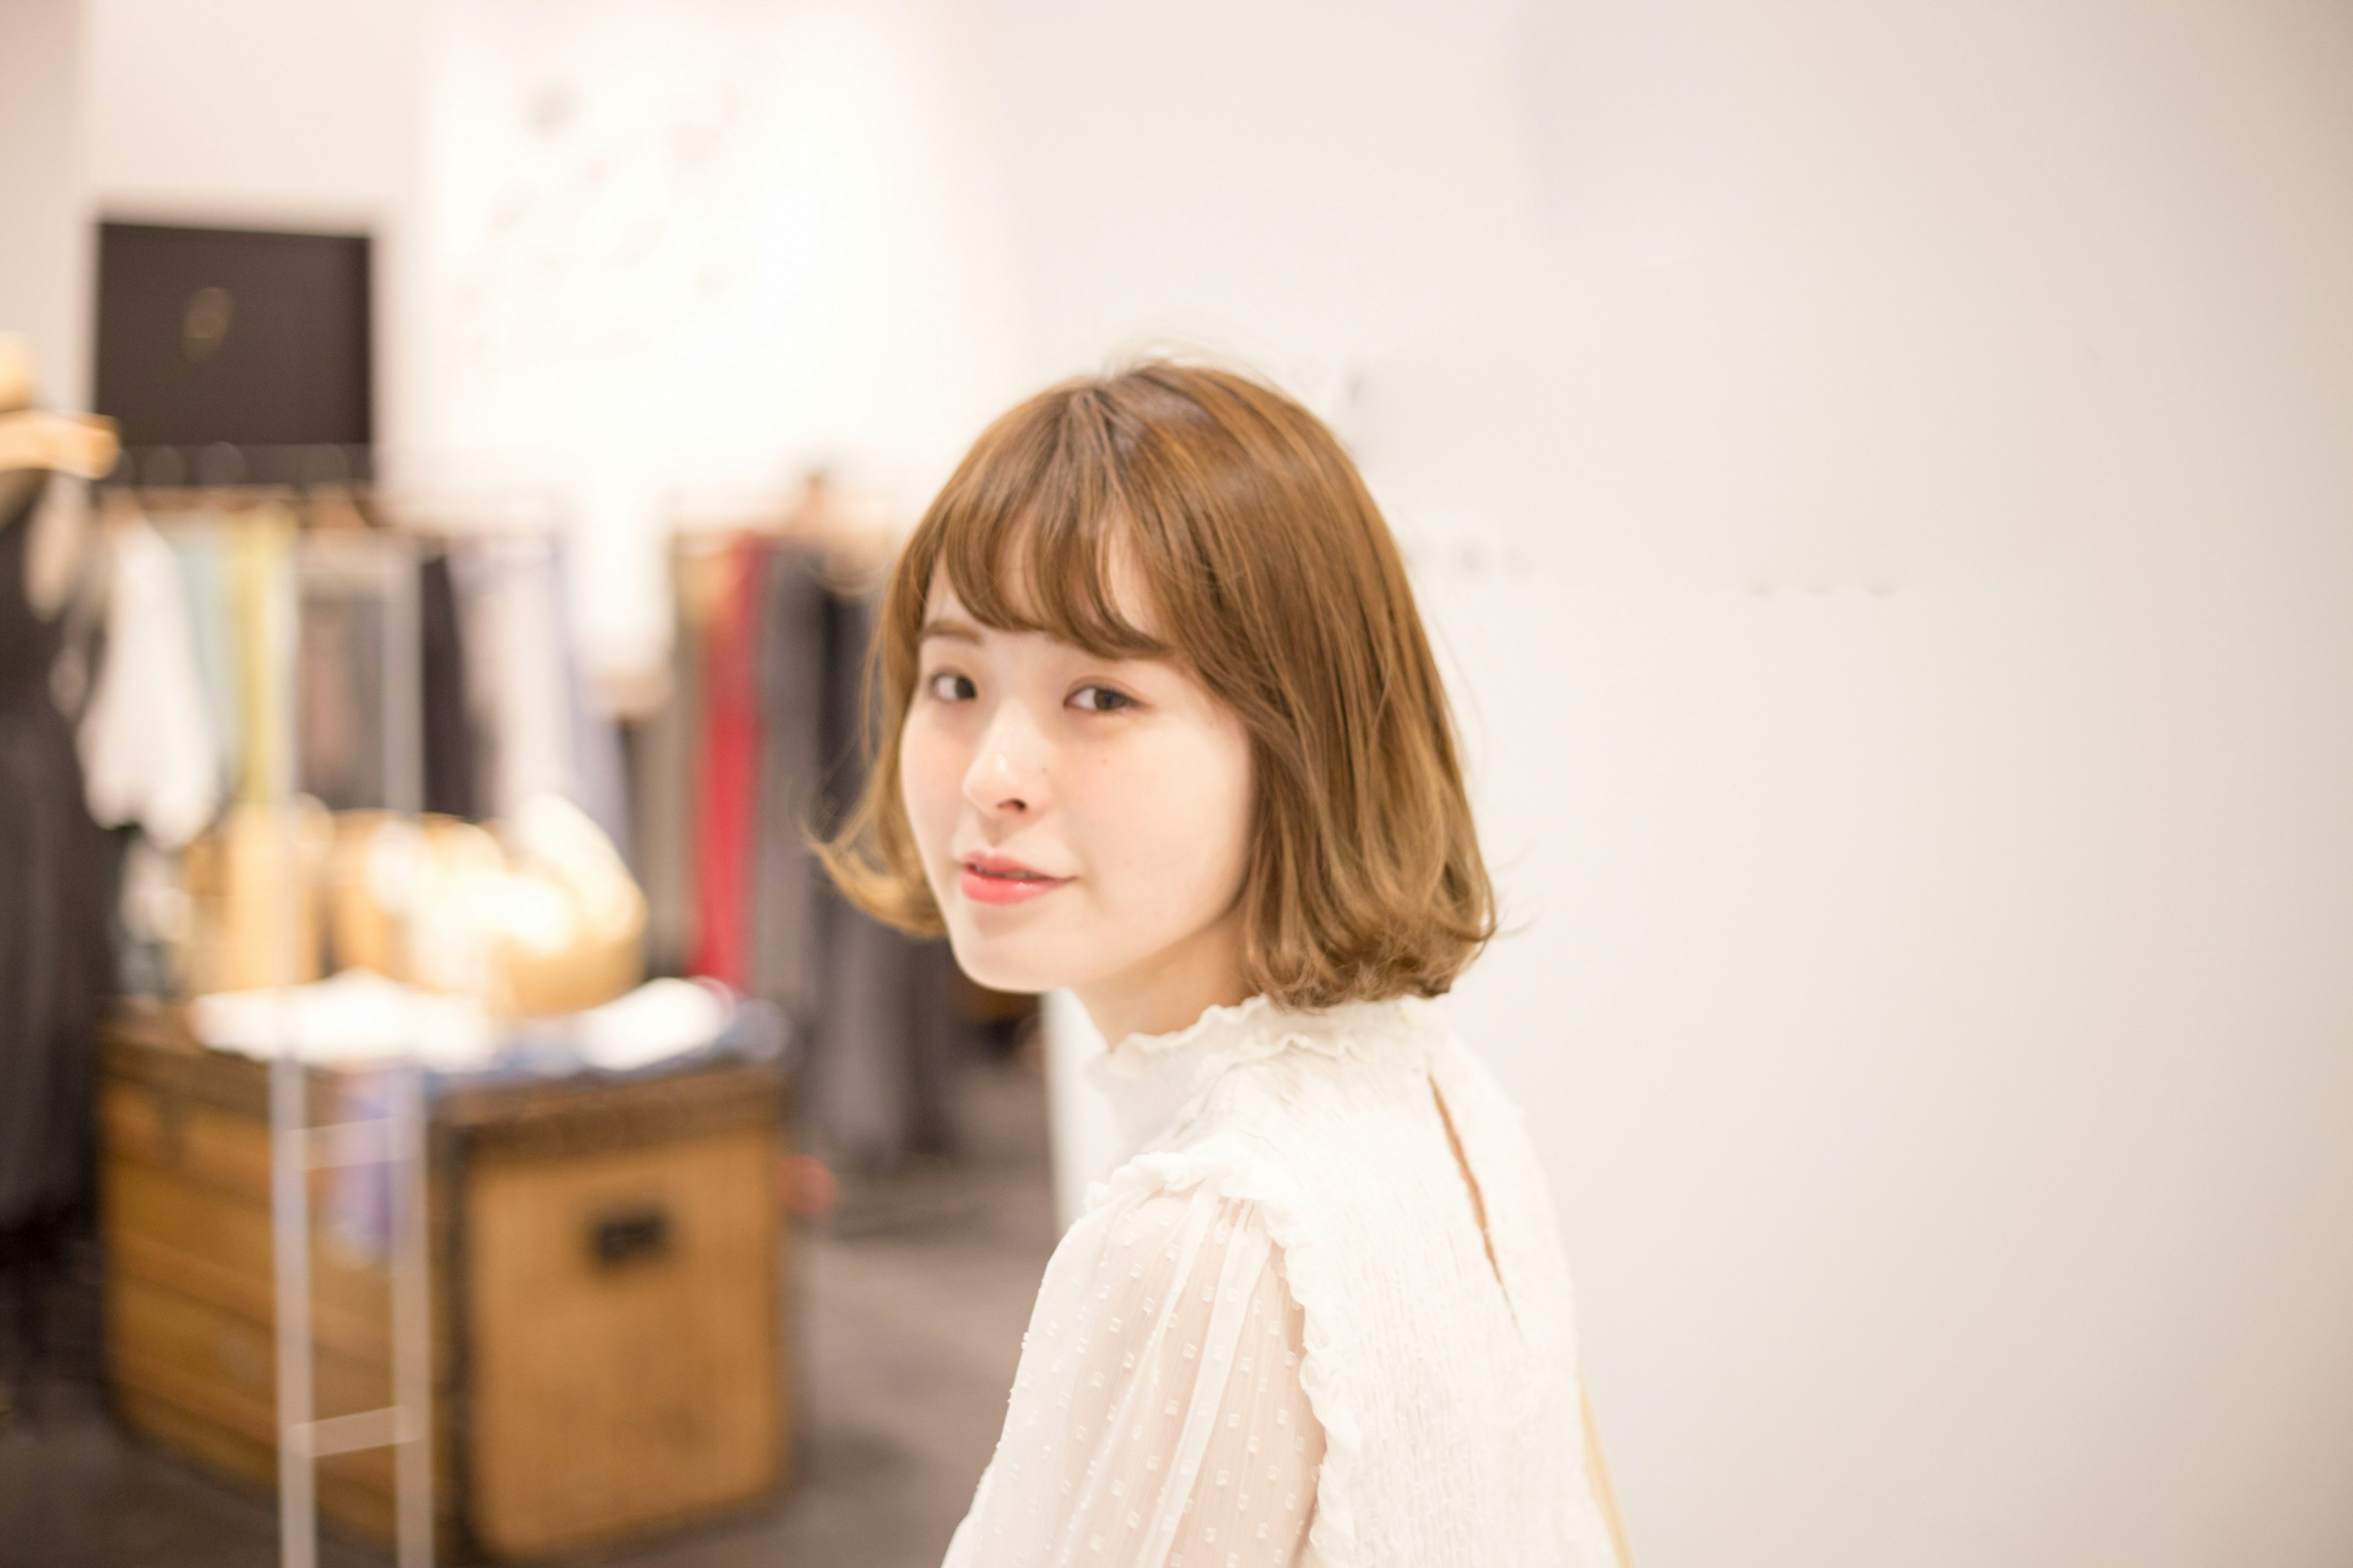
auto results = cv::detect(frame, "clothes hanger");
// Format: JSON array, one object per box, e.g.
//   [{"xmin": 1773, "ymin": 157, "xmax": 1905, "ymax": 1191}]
[
  {"xmin": 0, "ymin": 332, "xmax": 119, "ymax": 480},
  {"xmin": 782, "ymin": 469, "xmax": 896, "ymax": 587}
]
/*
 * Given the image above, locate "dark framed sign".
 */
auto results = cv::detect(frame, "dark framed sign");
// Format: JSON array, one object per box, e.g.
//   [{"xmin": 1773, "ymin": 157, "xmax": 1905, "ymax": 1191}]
[{"xmin": 94, "ymin": 221, "xmax": 372, "ymax": 450}]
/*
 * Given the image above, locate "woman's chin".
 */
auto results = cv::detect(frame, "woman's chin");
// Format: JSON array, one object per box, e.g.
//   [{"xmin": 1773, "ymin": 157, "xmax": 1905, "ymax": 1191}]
[{"xmin": 942, "ymin": 931, "xmax": 1075, "ymax": 999}]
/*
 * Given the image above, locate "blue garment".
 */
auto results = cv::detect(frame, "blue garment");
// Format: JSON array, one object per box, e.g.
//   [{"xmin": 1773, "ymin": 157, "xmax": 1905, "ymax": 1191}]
[{"xmin": 163, "ymin": 519, "xmax": 240, "ymax": 803}]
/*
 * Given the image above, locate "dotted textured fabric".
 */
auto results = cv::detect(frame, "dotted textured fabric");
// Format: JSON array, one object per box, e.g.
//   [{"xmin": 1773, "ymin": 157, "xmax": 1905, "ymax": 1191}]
[
  {"xmin": 943, "ymin": 996, "xmax": 1618, "ymax": 1568},
  {"xmin": 947, "ymin": 1189, "xmax": 1324, "ymax": 1567}
]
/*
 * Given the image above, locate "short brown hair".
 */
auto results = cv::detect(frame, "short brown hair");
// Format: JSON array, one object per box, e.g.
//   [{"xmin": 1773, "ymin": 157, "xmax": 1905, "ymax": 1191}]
[{"xmin": 819, "ymin": 359, "xmax": 1495, "ymax": 1009}]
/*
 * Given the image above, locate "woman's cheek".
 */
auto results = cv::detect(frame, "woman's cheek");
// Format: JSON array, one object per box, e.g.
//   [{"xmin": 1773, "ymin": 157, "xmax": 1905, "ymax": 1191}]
[
  {"xmin": 1110, "ymin": 745, "xmax": 1222, "ymax": 890},
  {"xmin": 898, "ymin": 717, "xmax": 959, "ymax": 856}
]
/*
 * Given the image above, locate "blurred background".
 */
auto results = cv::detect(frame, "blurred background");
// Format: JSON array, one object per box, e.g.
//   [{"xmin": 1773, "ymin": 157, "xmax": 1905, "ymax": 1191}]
[{"xmin": 2, "ymin": 1, "xmax": 2350, "ymax": 1566}]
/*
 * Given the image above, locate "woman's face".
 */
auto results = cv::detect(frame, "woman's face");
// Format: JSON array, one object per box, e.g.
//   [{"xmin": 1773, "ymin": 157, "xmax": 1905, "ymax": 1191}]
[{"xmin": 898, "ymin": 566, "xmax": 1256, "ymax": 1031}]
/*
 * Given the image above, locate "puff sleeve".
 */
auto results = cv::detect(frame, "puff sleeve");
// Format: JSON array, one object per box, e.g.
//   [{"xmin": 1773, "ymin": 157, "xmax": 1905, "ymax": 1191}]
[{"xmin": 943, "ymin": 1187, "xmax": 1327, "ymax": 1568}]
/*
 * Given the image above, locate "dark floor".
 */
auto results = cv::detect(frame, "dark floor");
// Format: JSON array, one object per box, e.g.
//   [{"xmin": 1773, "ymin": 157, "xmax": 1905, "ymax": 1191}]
[{"xmin": 0, "ymin": 1054, "xmax": 1058, "ymax": 1568}]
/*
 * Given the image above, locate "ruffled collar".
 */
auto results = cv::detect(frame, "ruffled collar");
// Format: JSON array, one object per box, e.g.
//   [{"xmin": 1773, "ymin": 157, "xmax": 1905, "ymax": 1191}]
[{"xmin": 1082, "ymin": 991, "xmax": 1433, "ymax": 1156}]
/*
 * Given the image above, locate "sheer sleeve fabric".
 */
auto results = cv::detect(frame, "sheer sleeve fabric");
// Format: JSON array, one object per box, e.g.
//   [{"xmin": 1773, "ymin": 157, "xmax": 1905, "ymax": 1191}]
[{"xmin": 944, "ymin": 1189, "xmax": 1325, "ymax": 1568}]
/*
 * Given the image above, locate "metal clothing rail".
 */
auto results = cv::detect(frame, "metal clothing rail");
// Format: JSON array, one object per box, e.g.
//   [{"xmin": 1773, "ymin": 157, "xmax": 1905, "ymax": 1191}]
[
  {"xmin": 100, "ymin": 442, "xmax": 569, "ymax": 539},
  {"xmin": 219, "ymin": 485, "xmax": 435, "ymax": 1568},
  {"xmin": 107, "ymin": 441, "xmax": 376, "ymax": 491}
]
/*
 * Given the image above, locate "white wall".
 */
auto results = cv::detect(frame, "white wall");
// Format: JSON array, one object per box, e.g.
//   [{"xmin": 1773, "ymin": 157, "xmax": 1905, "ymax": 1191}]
[
  {"xmin": 407, "ymin": 0, "xmax": 1026, "ymax": 681},
  {"xmin": 0, "ymin": 0, "xmax": 89, "ymax": 410},
  {"xmin": 1014, "ymin": 3, "xmax": 2353, "ymax": 1566}
]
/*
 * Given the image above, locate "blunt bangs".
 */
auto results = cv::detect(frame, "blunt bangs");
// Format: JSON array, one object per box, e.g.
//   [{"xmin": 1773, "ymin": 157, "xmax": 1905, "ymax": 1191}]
[{"xmin": 923, "ymin": 389, "xmax": 1170, "ymax": 664}]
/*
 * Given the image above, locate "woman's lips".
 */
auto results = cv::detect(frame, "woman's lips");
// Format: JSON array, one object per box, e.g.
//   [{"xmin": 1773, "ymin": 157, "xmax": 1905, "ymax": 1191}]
[{"xmin": 959, "ymin": 862, "xmax": 1071, "ymax": 906}]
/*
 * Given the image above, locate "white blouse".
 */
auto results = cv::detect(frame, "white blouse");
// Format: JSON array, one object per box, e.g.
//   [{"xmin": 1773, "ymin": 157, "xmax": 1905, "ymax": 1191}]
[{"xmin": 942, "ymin": 994, "xmax": 1617, "ymax": 1568}]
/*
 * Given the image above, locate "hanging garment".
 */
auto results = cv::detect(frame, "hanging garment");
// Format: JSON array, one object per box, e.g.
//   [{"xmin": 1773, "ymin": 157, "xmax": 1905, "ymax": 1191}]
[
  {"xmin": 447, "ymin": 536, "xmax": 627, "ymax": 849},
  {"xmin": 446, "ymin": 540, "xmax": 506, "ymax": 819},
  {"xmin": 635, "ymin": 541, "xmax": 725, "ymax": 975},
  {"xmin": 800, "ymin": 585, "xmax": 962, "ymax": 1165},
  {"xmin": 162, "ymin": 517, "xmax": 239, "ymax": 803},
  {"xmin": 447, "ymin": 536, "xmax": 567, "ymax": 819},
  {"xmin": 687, "ymin": 537, "xmax": 767, "ymax": 990},
  {"xmin": 747, "ymin": 542, "xmax": 830, "ymax": 1020},
  {"xmin": 477, "ymin": 536, "xmax": 575, "ymax": 819},
  {"xmin": 550, "ymin": 544, "xmax": 631, "ymax": 865},
  {"xmin": 77, "ymin": 518, "xmax": 219, "ymax": 848},
  {"xmin": 226, "ymin": 507, "xmax": 297, "ymax": 805},
  {"xmin": 630, "ymin": 601, "xmax": 698, "ymax": 975},
  {"xmin": 295, "ymin": 575, "xmax": 388, "ymax": 812},
  {"xmin": 0, "ymin": 480, "xmax": 116, "ymax": 1229},
  {"xmin": 944, "ymin": 996, "xmax": 1618, "ymax": 1568},
  {"xmin": 806, "ymin": 893, "xmax": 962, "ymax": 1165},
  {"xmin": 418, "ymin": 550, "xmax": 478, "ymax": 820}
]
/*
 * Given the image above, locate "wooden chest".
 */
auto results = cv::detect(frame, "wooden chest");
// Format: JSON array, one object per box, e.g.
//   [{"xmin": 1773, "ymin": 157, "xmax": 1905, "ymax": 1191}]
[{"xmin": 97, "ymin": 1004, "xmax": 792, "ymax": 1559}]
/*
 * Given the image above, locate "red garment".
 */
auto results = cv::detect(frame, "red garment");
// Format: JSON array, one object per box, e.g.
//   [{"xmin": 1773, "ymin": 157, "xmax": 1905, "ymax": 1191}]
[{"xmin": 688, "ymin": 537, "xmax": 768, "ymax": 988}]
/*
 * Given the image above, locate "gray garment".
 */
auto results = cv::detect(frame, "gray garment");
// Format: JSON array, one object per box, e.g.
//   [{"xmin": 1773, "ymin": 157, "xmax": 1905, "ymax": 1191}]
[
  {"xmin": 747, "ymin": 545, "xmax": 829, "ymax": 1017},
  {"xmin": 295, "ymin": 583, "xmax": 387, "ymax": 811},
  {"xmin": 749, "ymin": 564, "xmax": 963, "ymax": 1167},
  {"xmin": 822, "ymin": 589, "xmax": 962, "ymax": 1168},
  {"xmin": 809, "ymin": 896, "xmax": 961, "ymax": 1166},
  {"xmin": 631, "ymin": 603, "xmax": 698, "ymax": 975}
]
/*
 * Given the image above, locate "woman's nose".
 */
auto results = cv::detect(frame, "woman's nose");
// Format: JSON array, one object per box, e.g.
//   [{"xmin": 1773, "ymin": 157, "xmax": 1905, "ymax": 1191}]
[{"xmin": 963, "ymin": 704, "xmax": 1051, "ymax": 816}]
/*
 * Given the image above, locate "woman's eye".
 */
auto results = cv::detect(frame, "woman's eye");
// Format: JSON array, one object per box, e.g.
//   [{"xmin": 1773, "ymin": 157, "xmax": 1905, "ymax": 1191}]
[
  {"xmin": 925, "ymin": 672, "xmax": 977, "ymax": 702},
  {"xmin": 1070, "ymin": 685, "xmax": 1135, "ymax": 713}
]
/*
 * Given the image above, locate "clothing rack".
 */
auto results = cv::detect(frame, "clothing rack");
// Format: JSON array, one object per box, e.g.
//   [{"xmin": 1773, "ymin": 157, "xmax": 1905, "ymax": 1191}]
[
  {"xmin": 95, "ymin": 445, "xmax": 438, "ymax": 1568},
  {"xmin": 106, "ymin": 442, "xmax": 376, "ymax": 492},
  {"xmin": 95, "ymin": 443, "xmax": 625, "ymax": 832},
  {"xmin": 102, "ymin": 442, "xmax": 567, "ymax": 542},
  {"xmin": 666, "ymin": 474, "xmax": 900, "ymax": 586},
  {"xmin": 646, "ymin": 502, "xmax": 988, "ymax": 1174}
]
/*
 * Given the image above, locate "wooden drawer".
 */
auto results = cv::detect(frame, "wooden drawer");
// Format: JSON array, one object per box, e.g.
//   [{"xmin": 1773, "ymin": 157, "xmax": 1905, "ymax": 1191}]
[{"xmin": 463, "ymin": 1127, "xmax": 781, "ymax": 1556}]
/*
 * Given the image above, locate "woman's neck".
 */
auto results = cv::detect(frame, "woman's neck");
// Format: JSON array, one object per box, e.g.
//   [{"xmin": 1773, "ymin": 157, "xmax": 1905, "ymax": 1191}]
[{"xmin": 1072, "ymin": 909, "xmax": 1253, "ymax": 1049}]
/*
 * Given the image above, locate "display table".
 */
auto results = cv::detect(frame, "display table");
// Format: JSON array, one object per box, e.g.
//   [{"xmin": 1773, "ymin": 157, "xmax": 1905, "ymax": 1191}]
[{"xmin": 97, "ymin": 1001, "xmax": 791, "ymax": 1559}]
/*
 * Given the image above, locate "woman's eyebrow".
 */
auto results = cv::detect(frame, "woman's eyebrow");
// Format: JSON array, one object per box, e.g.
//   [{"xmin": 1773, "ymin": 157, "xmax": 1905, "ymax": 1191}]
[{"xmin": 917, "ymin": 616, "xmax": 984, "ymax": 645}]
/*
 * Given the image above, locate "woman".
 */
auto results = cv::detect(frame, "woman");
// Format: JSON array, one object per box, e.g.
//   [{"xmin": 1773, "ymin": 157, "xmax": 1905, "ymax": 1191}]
[{"xmin": 824, "ymin": 362, "xmax": 1625, "ymax": 1567}]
